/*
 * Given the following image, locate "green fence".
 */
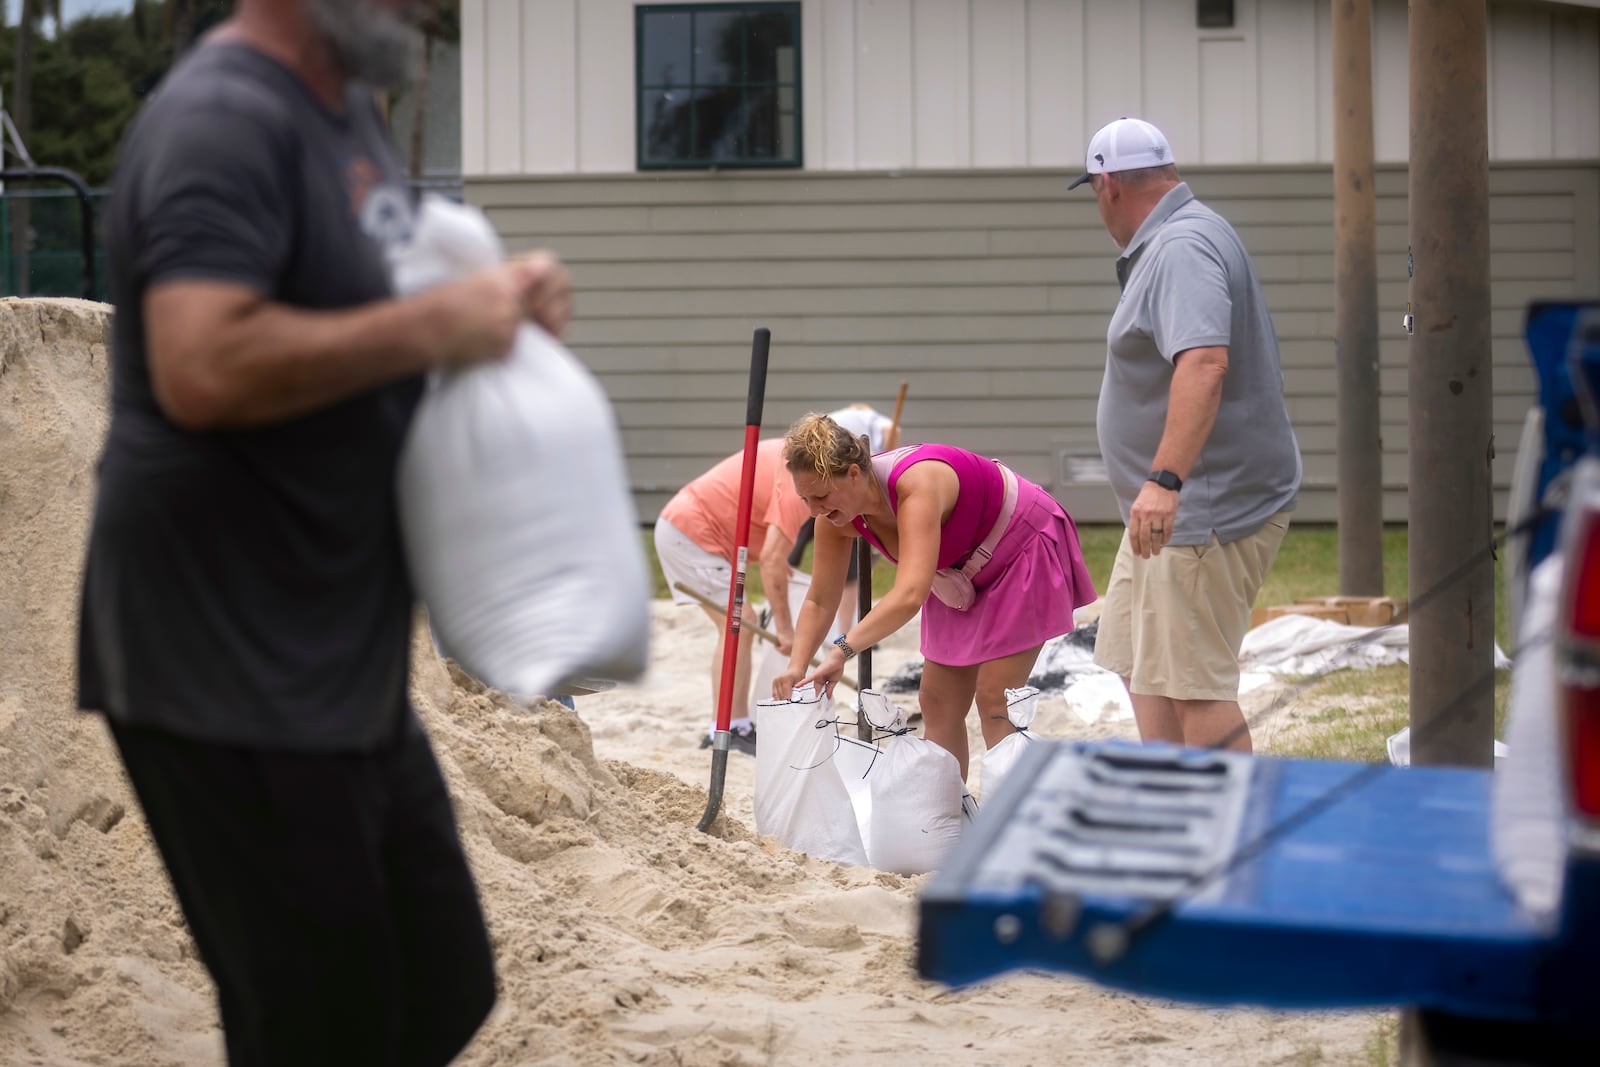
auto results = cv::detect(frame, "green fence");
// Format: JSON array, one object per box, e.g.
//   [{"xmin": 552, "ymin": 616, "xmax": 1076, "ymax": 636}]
[
  {"xmin": 0, "ymin": 184, "xmax": 109, "ymax": 302},
  {"xmin": 0, "ymin": 178, "xmax": 465, "ymax": 306}
]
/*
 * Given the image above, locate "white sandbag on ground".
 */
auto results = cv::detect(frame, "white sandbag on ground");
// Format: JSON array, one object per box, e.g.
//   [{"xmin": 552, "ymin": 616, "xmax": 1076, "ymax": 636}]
[
  {"xmin": 979, "ymin": 686, "xmax": 1041, "ymax": 803},
  {"xmin": 830, "ymin": 732, "xmax": 880, "ymax": 848},
  {"xmin": 859, "ymin": 691, "xmax": 964, "ymax": 875},
  {"xmin": 753, "ymin": 685, "xmax": 869, "ymax": 866},
  {"xmin": 389, "ymin": 196, "xmax": 650, "ymax": 703}
]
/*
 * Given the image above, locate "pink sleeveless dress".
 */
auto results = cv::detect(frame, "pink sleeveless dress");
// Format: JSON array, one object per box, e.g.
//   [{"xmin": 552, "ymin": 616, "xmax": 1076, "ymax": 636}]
[{"xmin": 851, "ymin": 444, "xmax": 1096, "ymax": 666}]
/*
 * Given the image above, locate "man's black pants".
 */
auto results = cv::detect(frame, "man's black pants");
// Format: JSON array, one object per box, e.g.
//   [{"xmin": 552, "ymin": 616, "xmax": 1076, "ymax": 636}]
[{"xmin": 108, "ymin": 717, "xmax": 497, "ymax": 1067}]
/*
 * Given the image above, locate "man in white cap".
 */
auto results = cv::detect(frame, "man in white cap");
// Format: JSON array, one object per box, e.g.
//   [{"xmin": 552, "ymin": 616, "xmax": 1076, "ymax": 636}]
[{"xmin": 1071, "ymin": 117, "xmax": 1302, "ymax": 753}]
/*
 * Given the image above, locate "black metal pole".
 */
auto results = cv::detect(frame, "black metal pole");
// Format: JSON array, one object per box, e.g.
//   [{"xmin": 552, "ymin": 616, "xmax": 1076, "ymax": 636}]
[{"xmin": 856, "ymin": 536, "xmax": 873, "ymax": 741}]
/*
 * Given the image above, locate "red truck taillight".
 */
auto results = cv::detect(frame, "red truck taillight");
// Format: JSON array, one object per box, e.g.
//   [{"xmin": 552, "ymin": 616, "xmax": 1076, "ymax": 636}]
[{"xmin": 1563, "ymin": 505, "xmax": 1600, "ymax": 819}]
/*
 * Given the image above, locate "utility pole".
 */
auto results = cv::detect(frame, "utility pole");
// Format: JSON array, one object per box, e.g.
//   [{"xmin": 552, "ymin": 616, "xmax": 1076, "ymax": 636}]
[
  {"xmin": 1333, "ymin": 0, "xmax": 1384, "ymax": 595},
  {"xmin": 1406, "ymin": 0, "xmax": 1495, "ymax": 769}
]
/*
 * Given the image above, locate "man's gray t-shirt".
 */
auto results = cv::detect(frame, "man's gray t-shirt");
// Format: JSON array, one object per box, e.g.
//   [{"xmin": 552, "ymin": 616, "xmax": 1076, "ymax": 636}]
[{"xmin": 1095, "ymin": 183, "xmax": 1301, "ymax": 545}]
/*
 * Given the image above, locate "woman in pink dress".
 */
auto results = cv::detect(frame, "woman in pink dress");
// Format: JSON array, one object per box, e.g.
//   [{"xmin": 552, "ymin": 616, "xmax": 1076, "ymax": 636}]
[{"xmin": 773, "ymin": 413, "xmax": 1096, "ymax": 780}]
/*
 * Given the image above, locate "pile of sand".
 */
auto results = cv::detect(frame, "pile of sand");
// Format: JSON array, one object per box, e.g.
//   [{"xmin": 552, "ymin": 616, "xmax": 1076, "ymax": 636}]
[{"xmin": 0, "ymin": 298, "xmax": 1381, "ymax": 1065}]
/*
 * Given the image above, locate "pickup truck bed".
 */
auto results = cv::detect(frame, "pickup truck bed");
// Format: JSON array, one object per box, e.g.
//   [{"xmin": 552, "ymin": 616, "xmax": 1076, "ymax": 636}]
[{"xmin": 919, "ymin": 743, "xmax": 1548, "ymax": 1017}]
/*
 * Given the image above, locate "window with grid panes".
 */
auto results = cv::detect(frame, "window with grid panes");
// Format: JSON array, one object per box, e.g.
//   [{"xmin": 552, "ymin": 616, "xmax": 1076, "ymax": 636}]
[{"xmin": 636, "ymin": 3, "xmax": 801, "ymax": 169}]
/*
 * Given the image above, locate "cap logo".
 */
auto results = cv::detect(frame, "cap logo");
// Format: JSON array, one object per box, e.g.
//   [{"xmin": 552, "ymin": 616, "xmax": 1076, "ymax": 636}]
[{"xmin": 1094, "ymin": 152, "xmax": 1104, "ymax": 165}]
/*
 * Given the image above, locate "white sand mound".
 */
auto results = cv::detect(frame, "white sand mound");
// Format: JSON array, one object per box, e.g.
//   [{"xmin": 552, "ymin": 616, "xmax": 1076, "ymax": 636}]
[{"xmin": 0, "ymin": 298, "xmax": 1380, "ymax": 1066}]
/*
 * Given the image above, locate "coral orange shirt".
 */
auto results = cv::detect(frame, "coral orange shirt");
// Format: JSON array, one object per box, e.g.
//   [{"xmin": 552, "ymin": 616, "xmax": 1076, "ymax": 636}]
[{"xmin": 659, "ymin": 439, "xmax": 811, "ymax": 561}]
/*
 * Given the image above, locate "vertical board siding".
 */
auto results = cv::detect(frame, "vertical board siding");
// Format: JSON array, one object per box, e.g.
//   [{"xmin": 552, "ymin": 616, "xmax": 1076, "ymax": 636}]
[
  {"xmin": 971, "ymin": 0, "xmax": 1030, "ymax": 167},
  {"xmin": 801, "ymin": 0, "xmax": 826, "ymax": 170},
  {"xmin": 466, "ymin": 164, "xmax": 1600, "ymax": 526},
  {"xmin": 1491, "ymin": 5, "xmax": 1555, "ymax": 159},
  {"xmin": 1313, "ymin": 0, "xmax": 1335, "ymax": 162},
  {"xmin": 855, "ymin": 0, "xmax": 915, "ymax": 167},
  {"xmin": 1084, "ymin": 0, "xmax": 1146, "ymax": 135},
  {"xmin": 521, "ymin": 0, "xmax": 578, "ymax": 173},
  {"xmin": 912, "ymin": 0, "xmax": 971, "ymax": 168},
  {"xmin": 1370, "ymin": 0, "xmax": 1411, "ymax": 162},
  {"xmin": 1555, "ymin": 8, "xmax": 1600, "ymax": 159},
  {"xmin": 1200, "ymin": 37, "xmax": 1255, "ymax": 163},
  {"xmin": 462, "ymin": 0, "xmax": 1598, "ymax": 174},
  {"xmin": 1258, "ymin": 0, "xmax": 1320, "ymax": 164},
  {"xmin": 1026, "ymin": 0, "xmax": 1085, "ymax": 167},
  {"xmin": 483, "ymin": 0, "xmax": 524, "ymax": 173},
  {"xmin": 575, "ymin": 0, "xmax": 633, "ymax": 172},
  {"xmin": 820, "ymin": 0, "xmax": 859, "ymax": 169},
  {"xmin": 1142, "ymin": 0, "xmax": 1202, "ymax": 162},
  {"xmin": 461, "ymin": 0, "xmax": 488, "ymax": 172}
]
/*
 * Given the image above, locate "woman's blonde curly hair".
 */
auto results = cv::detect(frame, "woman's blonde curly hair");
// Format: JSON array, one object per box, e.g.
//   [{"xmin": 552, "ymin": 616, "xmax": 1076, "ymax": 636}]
[{"xmin": 783, "ymin": 412, "xmax": 872, "ymax": 484}]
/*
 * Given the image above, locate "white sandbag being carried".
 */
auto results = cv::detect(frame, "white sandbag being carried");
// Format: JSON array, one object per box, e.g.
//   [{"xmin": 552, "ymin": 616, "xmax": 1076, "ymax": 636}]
[
  {"xmin": 754, "ymin": 684, "xmax": 869, "ymax": 866},
  {"xmin": 979, "ymin": 686, "xmax": 1041, "ymax": 804},
  {"xmin": 390, "ymin": 195, "xmax": 650, "ymax": 701},
  {"xmin": 859, "ymin": 690, "xmax": 965, "ymax": 875}
]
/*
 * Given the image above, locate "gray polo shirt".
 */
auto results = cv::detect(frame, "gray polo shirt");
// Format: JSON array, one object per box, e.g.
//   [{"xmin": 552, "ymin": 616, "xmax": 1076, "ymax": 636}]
[{"xmin": 1095, "ymin": 182, "xmax": 1301, "ymax": 545}]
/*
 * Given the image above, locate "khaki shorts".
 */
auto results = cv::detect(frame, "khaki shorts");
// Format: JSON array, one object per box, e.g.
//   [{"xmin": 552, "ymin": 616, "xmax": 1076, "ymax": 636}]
[
  {"xmin": 1093, "ymin": 513, "xmax": 1291, "ymax": 701},
  {"xmin": 654, "ymin": 515, "xmax": 732, "ymax": 607}
]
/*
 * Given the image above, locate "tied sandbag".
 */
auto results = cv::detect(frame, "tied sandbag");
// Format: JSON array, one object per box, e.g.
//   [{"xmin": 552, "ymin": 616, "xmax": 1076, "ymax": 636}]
[
  {"xmin": 859, "ymin": 691, "xmax": 964, "ymax": 875},
  {"xmin": 389, "ymin": 196, "xmax": 650, "ymax": 702},
  {"xmin": 753, "ymin": 684, "xmax": 869, "ymax": 866},
  {"xmin": 979, "ymin": 686, "xmax": 1041, "ymax": 804}
]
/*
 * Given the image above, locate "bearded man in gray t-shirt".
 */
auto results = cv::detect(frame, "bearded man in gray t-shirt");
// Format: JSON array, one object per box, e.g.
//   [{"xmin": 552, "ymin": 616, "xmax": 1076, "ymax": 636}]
[
  {"xmin": 1070, "ymin": 118, "xmax": 1302, "ymax": 753},
  {"xmin": 78, "ymin": 1, "xmax": 573, "ymax": 1062}
]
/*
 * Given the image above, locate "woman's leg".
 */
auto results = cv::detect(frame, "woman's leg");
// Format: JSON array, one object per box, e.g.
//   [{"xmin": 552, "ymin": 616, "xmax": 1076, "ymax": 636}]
[
  {"xmin": 918, "ymin": 659, "xmax": 980, "ymax": 779},
  {"xmin": 975, "ymin": 645, "xmax": 1046, "ymax": 752}
]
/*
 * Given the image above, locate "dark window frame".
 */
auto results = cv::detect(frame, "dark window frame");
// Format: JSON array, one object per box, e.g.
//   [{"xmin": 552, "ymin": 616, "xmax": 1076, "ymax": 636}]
[{"xmin": 635, "ymin": 2, "xmax": 804, "ymax": 171}]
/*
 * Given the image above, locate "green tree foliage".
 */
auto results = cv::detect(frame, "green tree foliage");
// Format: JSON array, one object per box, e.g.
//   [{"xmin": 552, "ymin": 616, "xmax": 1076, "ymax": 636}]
[
  {"xmin": 3, "ymin": 0, "xmax": 455, "ymax": 186},
  {"xmin": 1, "ymin": 7, "xmax": 172, "ymax": 186}
]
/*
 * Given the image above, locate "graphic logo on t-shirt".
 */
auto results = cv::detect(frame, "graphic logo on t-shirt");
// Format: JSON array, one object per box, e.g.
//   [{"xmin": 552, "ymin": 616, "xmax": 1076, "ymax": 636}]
[{"xmin": 346, "ymin": 157, "xmax": 413, "ymax": 250}]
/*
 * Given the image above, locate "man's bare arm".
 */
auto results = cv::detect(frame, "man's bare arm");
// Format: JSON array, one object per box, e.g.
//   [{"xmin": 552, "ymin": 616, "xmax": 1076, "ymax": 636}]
[
  {"xmin": 1129, "ymin": 345, "xmax": 1228, "ymax": 558},
  {"xmin": 146, "ymin": 253, "xmax": 571, "ymax": 429},
  {"xmin": 759, "ymin": 530, "xmax": 797, "ymax": 654}
]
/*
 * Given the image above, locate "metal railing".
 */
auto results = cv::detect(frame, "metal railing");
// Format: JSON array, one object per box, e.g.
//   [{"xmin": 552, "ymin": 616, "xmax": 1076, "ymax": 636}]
[{"xmin": 0, "ymin": 168, "xmax": 103, "ymax": 301}]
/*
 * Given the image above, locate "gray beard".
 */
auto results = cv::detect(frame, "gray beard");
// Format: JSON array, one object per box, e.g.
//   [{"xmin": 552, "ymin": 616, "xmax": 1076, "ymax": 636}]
[{"xmin": 306, "ymin": 0, "xmax": 421, "ymax": 91}]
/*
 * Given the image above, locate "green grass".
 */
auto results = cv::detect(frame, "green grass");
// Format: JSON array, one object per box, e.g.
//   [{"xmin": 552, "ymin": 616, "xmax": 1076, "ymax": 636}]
[{"xmin": 1262, "ymin": 663, "xmax": 1511, "ymax": 763}]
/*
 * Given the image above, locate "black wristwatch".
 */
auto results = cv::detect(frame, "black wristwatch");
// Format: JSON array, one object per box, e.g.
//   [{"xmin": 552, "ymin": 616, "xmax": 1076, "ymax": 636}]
[
  {"xmin": 833, "ymin": 635, "xmax": 857, "ymax": 661},
  {"xmin": 1147, "ymin": 469, "xmax": 1183, "ymax": 492}
]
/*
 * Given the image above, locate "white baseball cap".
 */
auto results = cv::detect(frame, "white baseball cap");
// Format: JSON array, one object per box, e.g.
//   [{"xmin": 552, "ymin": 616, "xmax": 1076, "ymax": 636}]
[{"xmin": 1068, "ymin": 117, "xmax": 1174, "ymax": 189}]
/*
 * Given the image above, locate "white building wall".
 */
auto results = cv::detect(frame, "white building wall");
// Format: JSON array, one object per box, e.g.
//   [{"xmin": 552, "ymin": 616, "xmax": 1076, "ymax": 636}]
[{"xmin": 461, "ymin": 0, "xmax": 1600, "ymax": 175}]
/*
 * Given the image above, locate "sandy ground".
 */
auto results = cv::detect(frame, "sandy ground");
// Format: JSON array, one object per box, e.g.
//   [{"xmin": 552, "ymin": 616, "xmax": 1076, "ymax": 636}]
[{"xmin": 0, "ymin": 298, "xmax": 1387, "ymax": 1066}]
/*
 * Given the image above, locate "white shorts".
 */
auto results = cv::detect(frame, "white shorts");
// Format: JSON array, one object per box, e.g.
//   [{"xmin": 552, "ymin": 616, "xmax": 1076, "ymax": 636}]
[{"xmin": 654, "ymin": 516, "xmax": 733, "ymax": 607}]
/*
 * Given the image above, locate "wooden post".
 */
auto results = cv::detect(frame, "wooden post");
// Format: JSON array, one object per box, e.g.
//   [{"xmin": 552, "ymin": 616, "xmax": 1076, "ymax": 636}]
[
  {"xmin": 1333, "ymin": 0, "xmax": 1385, "ymax": 596},
  {"xmin": 1406, "ymin": 0, "xmax": 1495, "ymax": 769}
]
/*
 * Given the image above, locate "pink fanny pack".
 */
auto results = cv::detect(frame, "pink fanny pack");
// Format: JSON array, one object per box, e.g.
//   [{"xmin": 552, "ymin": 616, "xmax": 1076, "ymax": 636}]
[{"xmin": 928, "ymin": 463, "xmax": 1019, "ymax": 611}]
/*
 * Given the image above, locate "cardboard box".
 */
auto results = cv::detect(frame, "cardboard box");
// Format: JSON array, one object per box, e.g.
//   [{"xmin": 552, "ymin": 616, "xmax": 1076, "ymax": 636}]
[
  {"xmin": 1293, "ymin": 596, "xmax": 1408, "ymax": 627},
  {"xmin": 1249, "ymin": 596, "xmax": 1409, "ymax": 630},
  {"xmin": 1264, "ymin": 603, "xmax": 1352, "ymax": 625}
]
